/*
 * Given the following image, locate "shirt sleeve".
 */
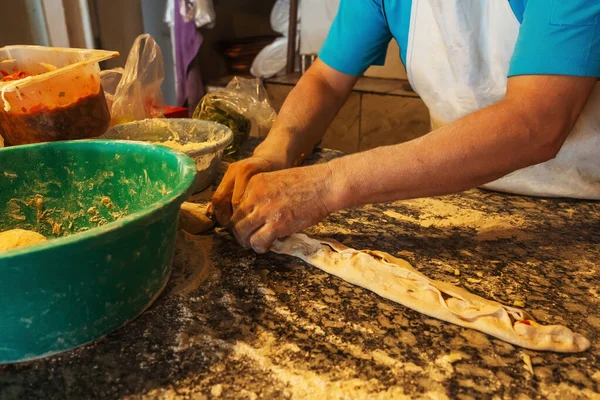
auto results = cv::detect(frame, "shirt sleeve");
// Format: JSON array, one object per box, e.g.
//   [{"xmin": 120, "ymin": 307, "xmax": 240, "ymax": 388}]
[
  {"xmin": 319, "ymin": 0, "xmax": 393, "ymax": 76},
  {"xmin": 509, "ymin": 0, "xmax": 600, "ymax": 77}
]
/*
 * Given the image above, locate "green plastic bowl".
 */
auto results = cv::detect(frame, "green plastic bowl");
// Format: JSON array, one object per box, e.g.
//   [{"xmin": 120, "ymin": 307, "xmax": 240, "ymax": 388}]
[{"xmin": 0, "ymin": 140, "xmax": 197, "ymax": 364}]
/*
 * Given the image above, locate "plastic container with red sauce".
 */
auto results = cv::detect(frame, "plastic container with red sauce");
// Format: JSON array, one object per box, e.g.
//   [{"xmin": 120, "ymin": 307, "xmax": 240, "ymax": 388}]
[{"xmin": 0, "ymin": 46, "xmax": 118, "ymax": 146}]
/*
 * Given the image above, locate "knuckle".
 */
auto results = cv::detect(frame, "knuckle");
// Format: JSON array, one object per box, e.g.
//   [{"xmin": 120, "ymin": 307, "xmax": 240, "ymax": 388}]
[
  {"xmin": 249, "ymin": 236, "xmax": 265, "ymax": 252},
  {"xmin": 226, "ymin": 162, "xmax": 239, "ymax": 172},
  {"xmin": 213, "ymin": 186, "xmax": 231, "ymax": 203},
  {"xmin": 231, "ymin": 205, "xmax": 249, "ymax": 222},
  {"xmin": 251, "ymin": 239, "xmax": 269, "ymax": 254},
  {"xmin": 241, "ymin": 162, "xmax": 255, "ymax": 173},
  {"xmin": 251, "ymin": 227, "xmax": 272, "ymax": 247},
  {"xmin": 248, "ymin": 173, "xmax": 263, "ymax": 186},
  {"xmin": 211, "ymin": 194, "xmax": 223, "ymax": 205}
]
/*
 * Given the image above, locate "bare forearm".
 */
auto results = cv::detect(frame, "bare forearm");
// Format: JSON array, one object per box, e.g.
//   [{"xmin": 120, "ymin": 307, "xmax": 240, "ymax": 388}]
[
  {"xmin": 326, "ymin": 98, "xmax": 569, "ymax": 210},
  {"xmin": 255, "ymin": 62, "xmax": 356, "ymax": 168},
  {"xmin": 225, "ymin": 74, "xmax": 595, "ymax": 252}
]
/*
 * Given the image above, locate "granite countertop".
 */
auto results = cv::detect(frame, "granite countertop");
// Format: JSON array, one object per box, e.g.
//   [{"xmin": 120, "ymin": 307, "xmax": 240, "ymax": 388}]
[{"xmin": 1, "ymin": 145, "xmax": 599, "ymax": 399}]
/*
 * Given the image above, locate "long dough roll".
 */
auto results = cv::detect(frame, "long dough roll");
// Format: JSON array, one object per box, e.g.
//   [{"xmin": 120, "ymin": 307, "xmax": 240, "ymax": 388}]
[{"xmin": 271, "ymin": 233, "xmax": 590, "ymax": 353}]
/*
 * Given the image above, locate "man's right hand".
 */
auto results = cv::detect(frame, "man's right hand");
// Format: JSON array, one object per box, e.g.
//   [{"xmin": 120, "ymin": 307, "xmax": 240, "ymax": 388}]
[{"xmin": 210, "ymin": 155, "xmax": 285, "ymax": 227}]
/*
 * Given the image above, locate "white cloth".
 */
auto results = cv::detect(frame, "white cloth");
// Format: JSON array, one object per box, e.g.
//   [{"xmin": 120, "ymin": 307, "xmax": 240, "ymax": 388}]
[
  {"xmin": 300, "ymin": 0, "xmax": 339, "ymax": 54},
  {"xmin": 406, "ymin": 0, "xmax": 600, "ymax": 199}
]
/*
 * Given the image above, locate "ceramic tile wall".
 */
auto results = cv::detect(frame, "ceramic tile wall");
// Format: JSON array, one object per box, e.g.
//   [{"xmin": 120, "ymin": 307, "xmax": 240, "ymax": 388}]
[
  {"xmin": 265, "ymin": 79, "xmax": 431, "ymax": 153},
  {"xmin": 359, "ymin": 94, "xmax": 431, "ymax": 151}
]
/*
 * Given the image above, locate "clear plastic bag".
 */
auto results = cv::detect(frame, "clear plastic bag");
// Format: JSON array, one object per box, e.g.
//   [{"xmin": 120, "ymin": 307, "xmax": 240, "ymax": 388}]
[
  {"xmin": 271, "ymin": 0, "xmax": 290, "ymax": 35},
  {"xmin": 100, "ymin": 67, "xmax": 124, "ymax": 117},
  {"xmin": 180, "ymin": 0, "xmax": 216, "ymax": 29},
  {"xmin": 250, "ymin": 0, "xmax": 301, "ymax": 78},
  {"xmin": 193, "ymin": 77, "xmax": 276, "ymax": 156},
  {"xmin": 271, "ymin": 0, "xmax": 301, "ymax": 35},
  {"xmin": 100, "ymin": 34, "xmax": 165, "ymax": 126}
]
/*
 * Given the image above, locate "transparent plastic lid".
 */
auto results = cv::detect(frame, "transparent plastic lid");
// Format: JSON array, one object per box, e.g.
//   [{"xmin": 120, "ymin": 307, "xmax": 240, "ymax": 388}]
[{"xmin": 0, "ymin": 45, "xmax": 118, "ymax": 111}]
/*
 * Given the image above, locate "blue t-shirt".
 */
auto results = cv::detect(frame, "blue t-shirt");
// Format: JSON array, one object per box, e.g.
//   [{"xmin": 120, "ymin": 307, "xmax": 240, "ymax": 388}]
[{"xmin": 319, "ymin": 0, "xmax": 600, "ymax": 78}]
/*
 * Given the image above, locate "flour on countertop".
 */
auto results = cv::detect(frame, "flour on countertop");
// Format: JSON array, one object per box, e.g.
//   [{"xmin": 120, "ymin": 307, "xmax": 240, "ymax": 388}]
[
  {"xmin": 383, "ymin": 198, "xmax": 534, "ymax": 241},
  {"xmin": 170, "ymin": 231, "xmax": 214, "ymax": 296}
]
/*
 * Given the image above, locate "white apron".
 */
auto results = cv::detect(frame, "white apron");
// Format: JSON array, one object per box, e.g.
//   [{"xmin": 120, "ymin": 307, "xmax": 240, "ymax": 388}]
[{"xmin": 406, "ymin": 0, "xmax": 600, "ymax": 199}]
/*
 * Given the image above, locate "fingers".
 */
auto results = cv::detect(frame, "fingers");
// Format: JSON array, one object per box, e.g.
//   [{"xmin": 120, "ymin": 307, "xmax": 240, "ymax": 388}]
[
  {"xmin": 206, "ymin": 203, "xmax": 215, "ymax": 221},
  {"xmin": 212, "ymin": 161, "xmax": 267, "ymax": 227},
  {"xmin": 249, "ymin": 224, "xmax": 278, "ymax": 254},
  {"xmin": 231, "ymin": 205, "xmax": 263, "ymax": 248},
  {"xmin": 231, "ymin": 168, "xmax": 255, "ymax": 210},
  {"xmin": 223, "ymin": 165, "xmax": 334, "ymax": 254},
  {"xmin": 232, "ymin": 203, "xmax": 287, "ymax": 254},
  {"xmin": 228, "ymin": 171, "xmax": 290, "ymax": 253},
  {"xmin": 211, "ymin": 170, "xmax": 236, "ymax": 227}
]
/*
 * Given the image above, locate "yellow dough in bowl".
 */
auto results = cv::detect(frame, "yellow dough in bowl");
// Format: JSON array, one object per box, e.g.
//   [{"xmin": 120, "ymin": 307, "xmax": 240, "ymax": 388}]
[{"xmin": 0, "ymin": 229, "xmax": 47, "ymax": 252}]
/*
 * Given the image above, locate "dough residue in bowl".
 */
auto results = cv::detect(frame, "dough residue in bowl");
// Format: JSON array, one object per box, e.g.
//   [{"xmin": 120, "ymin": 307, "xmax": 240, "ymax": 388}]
[
  {"xmin": 0, "ymin": 229, "xmax": 47, "ymax": 252},
  {"xmin": 159, "ymin": 140, "xmax": 207, "ymax": 152},
  {"xmin": 157, "ymin": 140, "xmax": 218, "ymax": 154}
]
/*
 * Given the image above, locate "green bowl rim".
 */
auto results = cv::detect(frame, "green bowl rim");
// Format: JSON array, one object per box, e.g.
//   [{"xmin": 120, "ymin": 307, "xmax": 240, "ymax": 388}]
[{"xmin": 0, "ymin": 139, "xmax": 197, "ymax": 260}]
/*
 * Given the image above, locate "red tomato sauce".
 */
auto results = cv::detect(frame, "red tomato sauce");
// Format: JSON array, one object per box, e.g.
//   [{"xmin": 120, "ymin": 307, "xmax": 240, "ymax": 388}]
[
  {"xmin": 1, "ymin": 70, "xmax": 33, "ymax": 82},
  {"xmin": 0, "ymin": 90, "xmax": 110, "ymax": 146}
]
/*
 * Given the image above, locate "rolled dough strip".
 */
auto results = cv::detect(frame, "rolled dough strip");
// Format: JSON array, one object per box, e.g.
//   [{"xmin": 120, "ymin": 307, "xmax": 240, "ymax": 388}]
[
  {"xmin": 179, "ymin": 202, "xmax": 215, "ymax": 234},
  {"xmin": 271, "ymin": 233, "xmax": 591, "ymax": 353},
  {"xmin": 0, "ymin": 229, "xmax": 47, "ymax": 252}
]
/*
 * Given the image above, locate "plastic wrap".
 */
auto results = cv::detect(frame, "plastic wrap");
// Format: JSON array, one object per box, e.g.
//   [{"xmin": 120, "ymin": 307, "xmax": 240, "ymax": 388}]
[
  {"xmin": 271, "ymin": 0, "xmax": 290, "ymax": 35},
  {"xmin": 271, "ymin": 0, "xmax": 301, "ymax": 34},
  {"xmin": 193, "ymin": 77, "xmax": 276, "ymax": 156},
  {"xmin": 251, "ymin": 0, "xmax": 301, "ymax": 78},
  {"xmin": 180, "ymin": 0, "xmax": 216, "ymax": 29},
  {"xmin": 252, "ymin": 36, "xmax": 298, "ymax": 78},
  {"xmin": 99, "ymin": 67, "xmax": 124, "ymax": 117},
  {"xmin": 100, "ymin": 34, "xmax": 165, "ymax": 126}
]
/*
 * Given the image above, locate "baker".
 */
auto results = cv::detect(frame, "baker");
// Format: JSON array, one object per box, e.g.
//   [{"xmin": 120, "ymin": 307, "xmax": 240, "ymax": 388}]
[{"xmin": 211, "ymin": 0, "xmax": 600, "ymax": 253}]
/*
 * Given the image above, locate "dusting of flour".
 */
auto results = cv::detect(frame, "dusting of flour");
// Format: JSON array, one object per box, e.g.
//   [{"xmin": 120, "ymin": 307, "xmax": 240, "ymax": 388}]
[{"xmin": 384, "ymin": 198, "xmax": 534, "ymax": 241}]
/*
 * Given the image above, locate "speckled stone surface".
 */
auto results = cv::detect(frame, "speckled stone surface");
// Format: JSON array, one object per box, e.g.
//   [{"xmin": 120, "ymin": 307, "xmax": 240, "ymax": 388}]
[{"xmin": 1, "ymin": 144, "xmax": 599, "ymax": 399}]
